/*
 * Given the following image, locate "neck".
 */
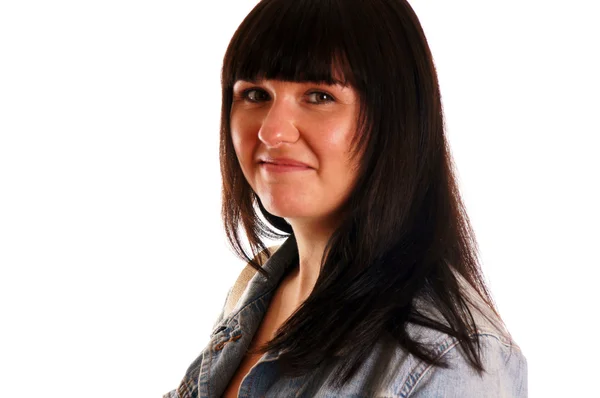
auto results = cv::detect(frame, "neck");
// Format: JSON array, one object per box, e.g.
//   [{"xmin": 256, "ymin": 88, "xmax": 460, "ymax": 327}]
[{"xmin": 282, "ymin": 217, "xmax": 338, "ymax": 305}]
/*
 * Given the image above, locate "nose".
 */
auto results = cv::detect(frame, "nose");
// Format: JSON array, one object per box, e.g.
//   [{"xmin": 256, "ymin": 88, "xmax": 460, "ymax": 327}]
[{"xmin": 257, "ymin": 97, "xmax": 300, "ymax": 148}]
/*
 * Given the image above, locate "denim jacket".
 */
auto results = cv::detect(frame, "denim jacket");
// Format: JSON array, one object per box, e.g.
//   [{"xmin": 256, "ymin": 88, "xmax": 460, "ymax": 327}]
[{"xmin": 165, "ymin": 236, "xmax": 527, "ymax": 397}]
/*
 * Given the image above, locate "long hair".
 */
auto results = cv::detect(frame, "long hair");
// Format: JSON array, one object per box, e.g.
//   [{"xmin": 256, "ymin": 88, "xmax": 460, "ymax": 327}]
[{"xmin": 219, "ymin": 0, "xmax": 511, "ymax": 388}]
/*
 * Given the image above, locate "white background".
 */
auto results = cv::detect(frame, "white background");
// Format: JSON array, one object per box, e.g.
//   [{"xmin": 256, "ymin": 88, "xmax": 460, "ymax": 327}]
[{"xmin": 0, "ymin": 0, "xmax": 598, "ymax": 396}]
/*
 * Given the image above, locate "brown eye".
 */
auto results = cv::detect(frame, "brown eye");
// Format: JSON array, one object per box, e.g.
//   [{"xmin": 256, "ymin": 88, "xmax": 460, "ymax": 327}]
[
  {"xmin": 243, "ymin": 88, "xmax": 269, "ymax": 102},
  {"xmin": 307, "ymin": 91, "xmax": 335, "ymax": 104}
]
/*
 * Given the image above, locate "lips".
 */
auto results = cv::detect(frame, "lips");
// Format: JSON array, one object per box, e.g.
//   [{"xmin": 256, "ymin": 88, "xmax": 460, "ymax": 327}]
[{"xmin": 259, "ymin": 157, "xmax": 311, "ymax": 168}]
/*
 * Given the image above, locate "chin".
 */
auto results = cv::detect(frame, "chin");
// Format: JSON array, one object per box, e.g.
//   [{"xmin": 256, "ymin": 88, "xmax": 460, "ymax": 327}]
[
  {"xmin": 261, "ymin": 201, "xmax": 314, "ymax": 220},
  {"xmin": 264, "ymin": 206, "xmax": 309, "ymax": 219},
  {"xmin": 257, "ymin": 190, "xmax": 330, "ymax": 220}
]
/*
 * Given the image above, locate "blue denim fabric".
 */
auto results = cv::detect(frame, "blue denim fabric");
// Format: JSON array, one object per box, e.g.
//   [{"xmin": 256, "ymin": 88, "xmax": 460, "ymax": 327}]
[{"xmin": 165, "ymin": 236, "xmax": 527, "ymax": 397}]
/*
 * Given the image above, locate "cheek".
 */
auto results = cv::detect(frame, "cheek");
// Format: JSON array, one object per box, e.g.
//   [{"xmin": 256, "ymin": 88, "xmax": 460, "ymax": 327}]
[
  {"xmin": 230, "ymin": 130, "xmax": 243, "ymax": 161},
  {"xmin": 230, "ymin": 115, "xmax": 262, "ymax": 190},
  {"xmin": 230, "ymin": 116, "xmax": 254, "ymax": 161},
  {"xmin": 316, "ymin": 119, "xmax": 357, "ymax": 162}
]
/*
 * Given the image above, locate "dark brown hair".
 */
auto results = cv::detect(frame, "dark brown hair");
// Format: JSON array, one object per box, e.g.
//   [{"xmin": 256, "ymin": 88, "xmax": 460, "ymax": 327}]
[{"xmin": 219, "ymin": 0, "xmax": 512, "ymax": 388}]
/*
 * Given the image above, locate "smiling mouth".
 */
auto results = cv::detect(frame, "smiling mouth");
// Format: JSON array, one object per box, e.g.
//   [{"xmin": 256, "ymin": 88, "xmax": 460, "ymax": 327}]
[{"xmin": 260, "ymin": 162, "xmax": 312, "ymax": 172}]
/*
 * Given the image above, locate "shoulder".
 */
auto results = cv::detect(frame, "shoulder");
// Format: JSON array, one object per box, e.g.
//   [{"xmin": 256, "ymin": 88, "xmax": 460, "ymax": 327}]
[
  {"xmin": 392, "ymin": 277, "xmax": 527, "ymax": 397},
  {"xmin": 387, "ymin": 270, "xmax": 528, "ymax": 397},
  {"xmin": 223, "ymin": 244, "xmax": 281, "ymax": 316},
  {"xmin": 396, "ymin": 332, "xmax": 528, "ymax": 397}
]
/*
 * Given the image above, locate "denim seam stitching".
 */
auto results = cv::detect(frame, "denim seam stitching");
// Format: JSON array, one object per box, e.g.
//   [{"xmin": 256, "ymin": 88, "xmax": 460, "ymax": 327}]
[{"xmin": 401, "ymin": 331, "xmax": 518, "ymax": 397}]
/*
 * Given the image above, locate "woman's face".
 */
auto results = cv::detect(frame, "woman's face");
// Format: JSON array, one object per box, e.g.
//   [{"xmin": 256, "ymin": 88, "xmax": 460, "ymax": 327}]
[{"xmin": 230, "ymin": 79, "xmax": 361, "ymax": 226}]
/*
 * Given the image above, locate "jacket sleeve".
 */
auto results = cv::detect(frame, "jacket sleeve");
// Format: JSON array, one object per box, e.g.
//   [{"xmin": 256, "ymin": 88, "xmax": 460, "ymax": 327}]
[{"xmin": 407, "ymin": 333, "xmax": 528, "ymax": 398}]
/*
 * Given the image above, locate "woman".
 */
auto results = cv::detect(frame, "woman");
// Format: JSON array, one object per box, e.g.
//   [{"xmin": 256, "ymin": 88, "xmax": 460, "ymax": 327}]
[{"xmin": 166, "ymin": 0, "xmax": 528, "ymax": 396}]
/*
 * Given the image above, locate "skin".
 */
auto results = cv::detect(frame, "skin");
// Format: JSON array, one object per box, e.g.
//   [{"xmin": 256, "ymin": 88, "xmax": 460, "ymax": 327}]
[{"xmin": 230, "ymin": 78, "xmax": 362, "ymax": 304}]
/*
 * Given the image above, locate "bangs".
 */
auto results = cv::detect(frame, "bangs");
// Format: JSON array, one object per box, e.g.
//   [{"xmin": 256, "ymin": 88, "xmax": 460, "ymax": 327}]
[{"xmin": 222, "ymin": 0, "xmax": 359, "ymax": 88}]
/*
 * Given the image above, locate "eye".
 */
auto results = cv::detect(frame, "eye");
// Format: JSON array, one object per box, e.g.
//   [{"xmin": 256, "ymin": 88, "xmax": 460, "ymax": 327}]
[
  {"xmin": 241, "ymin": 88, "xmax": 270, "ymax": 102},
  {"xmin": 307, "ymin": 91, "xmax": 335, "ymax": 104}
]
